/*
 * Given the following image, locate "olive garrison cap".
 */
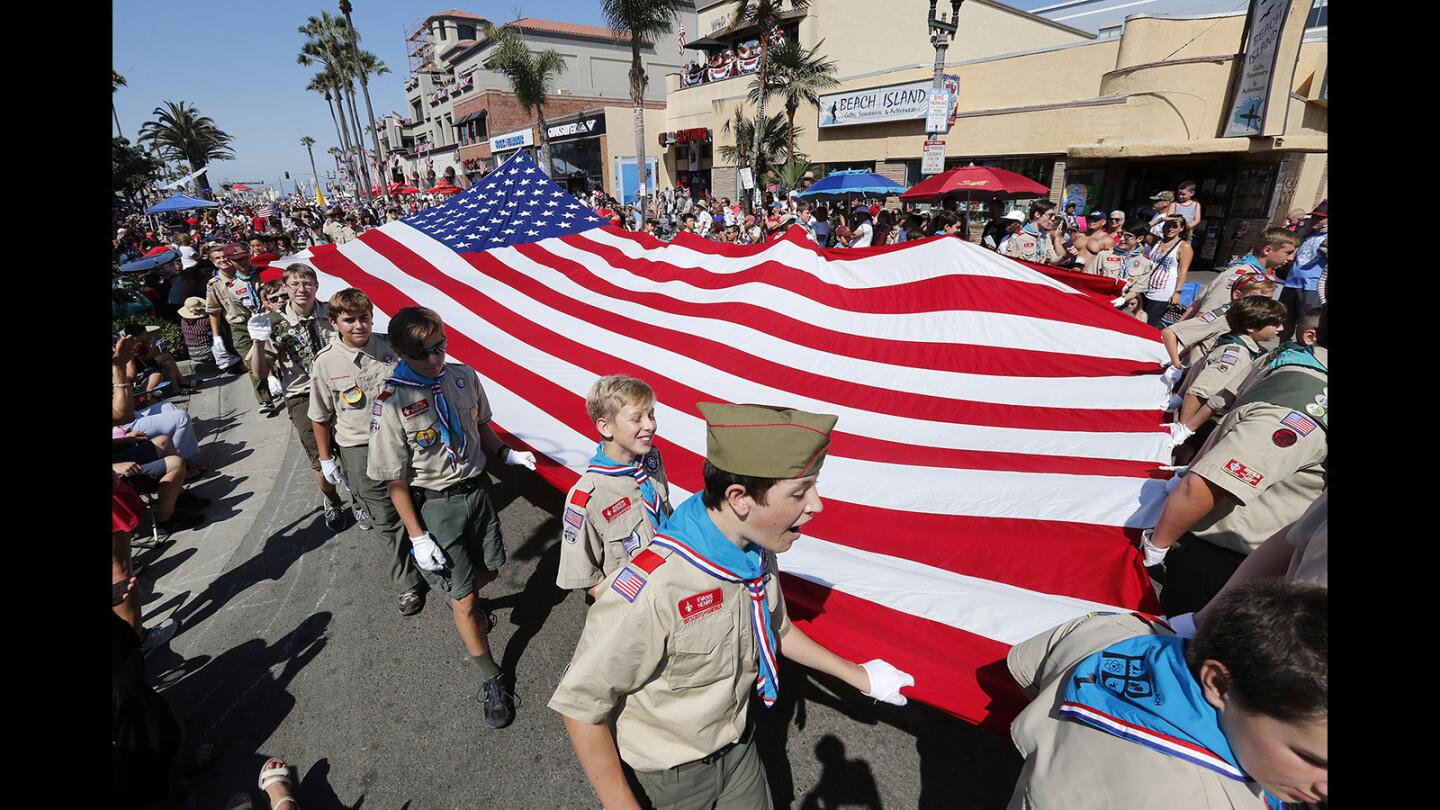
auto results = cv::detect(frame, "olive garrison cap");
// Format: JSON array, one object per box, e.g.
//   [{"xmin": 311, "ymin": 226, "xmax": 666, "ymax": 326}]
[{"xmin": 696, "ymin": 402, "xmax": 839, "ymax": 479}]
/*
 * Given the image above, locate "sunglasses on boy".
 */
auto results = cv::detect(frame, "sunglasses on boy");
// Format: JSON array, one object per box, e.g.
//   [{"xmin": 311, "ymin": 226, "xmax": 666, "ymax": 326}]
[{"xmin": 406, "ymin": 338, "xmax": 448, "ymax": 360}]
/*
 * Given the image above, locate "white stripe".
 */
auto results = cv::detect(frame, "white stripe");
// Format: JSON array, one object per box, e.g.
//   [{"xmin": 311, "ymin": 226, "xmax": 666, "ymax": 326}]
[
  {"xmin": 574, "ymin": 230, "xmax": 1168, "ymax": 364},
  {"xmin": 1058, "ymin": 704, "xmax": 1245, "ymax": 779},
  {"xmin": 527, "ymin": 238, "xmax": 1168, "ymax": 409},
  {"xmin": 378, "ymin": 224, "xmax": 1171, "ymax": 464},
  {"xmin": 780, "ymin": 536, "xmax": 1128, "ymax": 645}
]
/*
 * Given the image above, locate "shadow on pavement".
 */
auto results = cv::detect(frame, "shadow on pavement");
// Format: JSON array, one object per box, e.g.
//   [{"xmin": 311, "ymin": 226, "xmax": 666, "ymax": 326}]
[
  {"xmin": 490, "ymin": 521, "xmax": 568, "ymax": 694},
  {"xmin": 798, "ymin": 735, "xmax": 882, "ymax": 810},
  {"xmin": 296, "ymin": 757, "xmax": 362, "ymax": 810}
]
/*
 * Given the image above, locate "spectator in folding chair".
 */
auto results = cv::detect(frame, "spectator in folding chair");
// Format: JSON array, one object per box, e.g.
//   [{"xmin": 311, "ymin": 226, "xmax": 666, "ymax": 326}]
[
  {"xmin": 122, "ymin": 323, "xmax": 193, "ymax": 395},
  {"xmin": 112, "ymin": 474, "xmax": 179, "ymax": 650},
  {"xmin": 113, "ymin": 430, "xmax": 207, "ymax": 537}
]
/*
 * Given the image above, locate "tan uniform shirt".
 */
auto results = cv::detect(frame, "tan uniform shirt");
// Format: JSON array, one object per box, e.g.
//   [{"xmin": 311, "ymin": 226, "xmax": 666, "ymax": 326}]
[
  {"xmin": 261, "ymin": 302, "xmax": 335, "ymax": 399},
  {"xmin": 366, "ymin": 362, "xmax": 494, "ymax": 490},
  {"xmin": 1082, "ymin": 249, "xmax": 1127, "ymax": 279},
  {"xmin": 1166, "ymin": 306, "xmax": 1231, "ymax": 367},
  {"xmin": 322, "ymin": 219, "xmax": 344, "ymax": 244},
  {"xmin": 307, "ymin": 332, "xmax": 399, "ymax": 448},
  {"xmin": 557, "ymin": 451, "xmax": 673, "ymax": 590},
  {"xmin": 204, "ymin": 273, "xmax": 253, "ymax": 324},
  {"xmin": 1180, "ymin": 335, "xmax": 1263, "ymax": 407},
  {"xmin": 1003, "ymin": 227, "xmax": 1060, "ymax": 265},
  {"xmin": 1006, "ymin": 613, "xmax": 1270, "ymax": 810},
  {"xmin": 1284, "ymin": 489, "xmax": 1327, "ymax": 588},
  {"xmin": 548, "ymin": 542, "xmax": 793, "ymax": 773},
  {"xmin": 1187, "ymin": 260, "xmax": 1277, "ymax": 318},
  {"xmin": 1186, "ymin": 370, "xmax": 1327, "ymax": 555}
]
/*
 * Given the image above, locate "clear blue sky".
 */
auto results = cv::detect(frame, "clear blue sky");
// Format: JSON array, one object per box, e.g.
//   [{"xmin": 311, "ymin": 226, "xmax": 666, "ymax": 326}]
[{"xmin": 113, "ymin": 1, "xmax": 1052, "ymax": 193}]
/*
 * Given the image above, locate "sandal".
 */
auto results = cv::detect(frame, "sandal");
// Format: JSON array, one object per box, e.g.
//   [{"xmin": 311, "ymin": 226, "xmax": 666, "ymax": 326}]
[{"xmin": 259, "ymin": 758, "xmax": 299, "ymax": 809}]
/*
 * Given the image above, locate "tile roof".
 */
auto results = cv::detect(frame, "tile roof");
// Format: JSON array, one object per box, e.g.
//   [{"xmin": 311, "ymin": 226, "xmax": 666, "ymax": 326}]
[
  {"xmin": 426, "ymin": 9, "xmax": 486, "ymax": 23},
  {"xmin": 509, "ymin": 17, "xmax": 651, "ymax": 46}
]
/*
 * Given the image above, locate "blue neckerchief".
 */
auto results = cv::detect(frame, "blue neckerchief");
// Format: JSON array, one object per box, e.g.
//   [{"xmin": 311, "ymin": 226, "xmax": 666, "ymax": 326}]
[
  {"xmin": 387, "ymin": 361, "xmax": 467, "ymax": 468},
  {"xmin": 1061, "ymin": 634, "xmax": 1283, "ymax": 809},
  {"xmin": 1265, "ymin": 341, "xmax": 1327, "ymax": 374},
  {"xmin": 1233, "ymin": 254, "xmax": 1265, "ymax": 273},
  {"xmin": 586, "ymin": 443, "xmax": 667, "ymax": 530},
  {"xmin": 649, "ymin": 494, "xmax": 781, "ymax": 708},
  {"xmin": 232, "ymin": 271, "xmax": 261, "ymax": 311}
]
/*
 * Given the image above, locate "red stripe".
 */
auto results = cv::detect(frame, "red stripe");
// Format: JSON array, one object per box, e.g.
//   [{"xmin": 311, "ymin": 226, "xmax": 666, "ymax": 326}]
[
  {"xmin": 781, "ymin": 575, "xmax": 1028, "ymax": 734},
  {"xmin": 309, "ymin": 231, "xmax": 1157, "ymax": 604},
  {"xmin": 490, "ymin": 243, "xmax": 1162, "ymax": 432},
  {"xmin": 1058, "ymin": 702, "xmax": 1228, "ymax": 762}
]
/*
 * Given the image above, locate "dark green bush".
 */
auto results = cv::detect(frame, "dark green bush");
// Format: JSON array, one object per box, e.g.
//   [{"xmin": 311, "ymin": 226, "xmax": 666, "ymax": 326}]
[{"xmin": 111, "ymin": 314, "xmax": 190, "ymax": 361}]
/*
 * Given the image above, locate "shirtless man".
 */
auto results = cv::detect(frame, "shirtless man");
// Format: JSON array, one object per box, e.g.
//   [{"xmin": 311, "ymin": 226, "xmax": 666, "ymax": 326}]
[{"xmin": 1071, "ymin": 217, "xmax": 1114, "ymax": 269}]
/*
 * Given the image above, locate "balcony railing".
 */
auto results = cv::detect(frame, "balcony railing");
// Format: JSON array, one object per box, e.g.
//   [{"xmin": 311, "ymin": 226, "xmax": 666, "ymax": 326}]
[{"xmin": 679, "ymin": 54, "xmax": 760, "ymax": 89}]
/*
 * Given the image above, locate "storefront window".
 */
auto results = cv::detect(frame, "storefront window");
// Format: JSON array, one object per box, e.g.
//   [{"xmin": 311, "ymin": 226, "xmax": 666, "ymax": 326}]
[{"xmin": 550, "ymin": 139, "xmax": 604, "ymax": 194}]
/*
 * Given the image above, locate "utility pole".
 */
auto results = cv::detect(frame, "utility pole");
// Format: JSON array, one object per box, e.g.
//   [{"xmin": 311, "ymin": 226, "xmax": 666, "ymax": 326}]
[
  {"xmin": 924, "ymin": 1, "xmax": 965, "ymax": 176},
  {"xmin": 340, "ymin": 0, "xmax": 391, "ymax": 204}
]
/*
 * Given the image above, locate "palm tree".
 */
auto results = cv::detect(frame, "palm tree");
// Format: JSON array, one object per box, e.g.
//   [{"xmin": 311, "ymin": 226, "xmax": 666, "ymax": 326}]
[
  {"xmin": 138, "ymin": 100, "xmax": 235, "ymax": 197},
  {"xmin": 112, "ymin": 70, "xmax": 126, "ymax": 136},
  {"xmin": 306, "ymin": 70, "xmax": 350, "ymax": 183},
  {"xmin": 481, "ymin": 22, "xmax": 567, "ymax": 178},
  {"xmin": 746, "ymin": 37, "xmax": 837, "ymax": 164},
  {"xmin": 772, "ymin": 157, "xmax": 813, "ymax": 197},
  {"xmin": 730, "ymin": 0, "xmax": 811, "ymax": 212},
  {"xmin": 601, "ymin": 1, "xmax": 682, "ymax": 207},
  {"xmin": 718, "ymin": 107, "xmax": 795, "ymax": 187},
  {"xmin": 341, "ymin": 48, "xmax": 390, "ymax": 192},
  {"xmin": 298, "ymin": 12, "xmax": 370, "ymax": 197},
  {"xmin": 327, "ymin": 146, "xmax": 345, "ymax": 181},
  {"xmin": 300, "ymin": 136, "xmax": 321, "ymax": 190}
]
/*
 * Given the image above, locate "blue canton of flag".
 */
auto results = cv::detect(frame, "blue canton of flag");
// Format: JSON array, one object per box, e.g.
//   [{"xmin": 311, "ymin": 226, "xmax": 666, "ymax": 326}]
[{"xmin": 403, "ymin": 151, "xmax": 610, "ymax": 253}]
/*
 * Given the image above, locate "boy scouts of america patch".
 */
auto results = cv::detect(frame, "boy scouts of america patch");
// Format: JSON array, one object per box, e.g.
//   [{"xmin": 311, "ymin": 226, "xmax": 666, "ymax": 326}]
[
  {"xmin": 603, "ymin": 497, "xmax": 632, "ymax": 523},
  {"xmin": 644, "ymin": 452, "xmax": 660, "ymax": 473},
  {"xmin": 678, "ymin": 588, "xmax": 723, "ymax": 624},
  {"xmin": 563, "ymin": 507, "xmax": 585, "ymax": 543},
  {"xmin": 403, "ymin": 399, "xmax": 430, "ymax": 418},
  {"xmin": 611, "ymin": 568, "xmax": 647, "ymax": 602},
  {"xmin": 1222, "ymin": 459, "xmax": 1263, "ymax": 487}
]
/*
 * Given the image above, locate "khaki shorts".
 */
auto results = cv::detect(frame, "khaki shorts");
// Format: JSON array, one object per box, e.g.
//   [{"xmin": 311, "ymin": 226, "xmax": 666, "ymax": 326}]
[
  {"xmin": 285, "ymin": 396, "xmax": 323, "ymax": 471},
  {"xmin": 413, "ymin": 476, "xmax": 505, "ymax": 600}
]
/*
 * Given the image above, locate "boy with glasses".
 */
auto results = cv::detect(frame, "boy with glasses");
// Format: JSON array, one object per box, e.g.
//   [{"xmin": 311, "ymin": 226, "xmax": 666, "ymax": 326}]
[
  {"xmin": 366, "ymin": 306, "xmax": 538, "ymax": 728},
  {"xmin": 248, "ymin": 264, "xmax": 357, "ymax": 531},
  {"xmin": 1003, "ymin": 199, "xmax": 1062, "ymax": 265}
]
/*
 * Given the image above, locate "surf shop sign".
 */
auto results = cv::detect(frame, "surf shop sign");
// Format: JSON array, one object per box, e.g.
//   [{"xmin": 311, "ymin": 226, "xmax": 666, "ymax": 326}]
[{"xmin": 819, "ymin": 75, "xmax": 959, "ymax": 129}]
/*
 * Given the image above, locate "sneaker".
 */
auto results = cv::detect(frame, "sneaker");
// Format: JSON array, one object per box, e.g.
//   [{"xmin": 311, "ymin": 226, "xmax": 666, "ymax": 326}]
[
  {"xmin": 142, "ymin": 618, "xmax": 178, "ymax": 653},
  {"xmin": 322, "ymin": 500, "xmax": 346, "ymax": 532},
  {"xmin": 258, "ymin": 401, "xmax": 282, "ymax": 417},
  {"xmin": 480, "ymin": 676, "xmax": 516, "ymax": 729},
  {"xmin": 397, "ymin": 587, "xmax": 425, "ymax": 616},
  {"xmin": 352, "ymin": 505, "xmax": 374, "ymax": 531},
  {"xmin": 156, "ymin": 511, "xmax": 205, "ymax": 536},
  {"xmin": 224, "ymin": 362, "xmax": 248, "ymax": 377}
]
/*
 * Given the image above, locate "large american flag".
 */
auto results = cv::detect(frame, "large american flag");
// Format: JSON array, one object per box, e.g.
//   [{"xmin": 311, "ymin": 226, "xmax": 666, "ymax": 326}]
[{"xmin": 275, "ymin": 151, "xmax": 1172, "ymax": 730}]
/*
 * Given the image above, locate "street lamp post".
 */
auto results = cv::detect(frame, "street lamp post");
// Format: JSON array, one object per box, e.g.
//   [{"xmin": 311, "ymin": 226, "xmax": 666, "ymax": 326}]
[
  {"xmin": 339, "ymin": 0, "xmax": 391, "ymax": 205},
  {"xmin": 925, "ymin": 1, "xmax": 964, "ymax": 172}
]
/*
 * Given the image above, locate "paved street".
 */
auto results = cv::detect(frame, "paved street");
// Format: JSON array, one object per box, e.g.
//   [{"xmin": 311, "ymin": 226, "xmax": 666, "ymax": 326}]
[{"xmin": 144, "ymin": 369, "xmax": 1022, "ymax": 810}]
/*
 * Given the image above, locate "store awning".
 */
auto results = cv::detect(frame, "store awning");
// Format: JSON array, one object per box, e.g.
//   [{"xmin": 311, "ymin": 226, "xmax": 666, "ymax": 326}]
[
  {"xmin": 454, "ymin": 109, "xmax": 486, "ymax": 127},
  {"xmin": 685, "ymin": 9, "xmax": 806, "ymax": 50},
  {"xmin": 1068, "ymin": 135, "xmax": 1328, "ymax": 159}
]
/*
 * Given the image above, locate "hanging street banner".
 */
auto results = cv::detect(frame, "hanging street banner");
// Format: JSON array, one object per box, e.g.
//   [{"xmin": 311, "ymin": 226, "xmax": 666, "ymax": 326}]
[
  {"xmin": 1223, "ymin": 0, "xmax": 1296, "ymax": 137},
  {"xmin": 820, "ymin": 75, "xmax": 960, "ymax": 129}
]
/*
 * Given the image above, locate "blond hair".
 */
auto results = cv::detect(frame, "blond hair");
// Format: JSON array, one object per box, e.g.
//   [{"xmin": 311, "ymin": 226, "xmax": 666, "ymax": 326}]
[
  {"xmin": 586, "ymin": 375, "xmax": 655, "ymax": 425},
  {"xmin": 282, "ymin": 263, "xmax": 318, "ymax": 283}
]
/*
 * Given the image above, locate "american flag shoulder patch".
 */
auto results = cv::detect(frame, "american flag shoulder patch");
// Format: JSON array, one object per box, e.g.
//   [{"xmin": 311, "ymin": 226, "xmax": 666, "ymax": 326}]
[
  {"xmin": 1280, "ymin": 410, "xmax": 1317, "ymax": 436},
  {"xmin": 563, "ymin": 506, "xmax": 585, "ymax": 543},
  {"xmin": 611, "ymin": 567, "xmax": 647, "ymax": 602}
]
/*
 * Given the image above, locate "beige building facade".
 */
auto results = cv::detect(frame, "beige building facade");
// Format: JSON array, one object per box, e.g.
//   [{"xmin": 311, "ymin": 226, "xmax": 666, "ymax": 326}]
[{"xmin": 664, "ymin": 0, "xmax": 1327, "ymax": 268}]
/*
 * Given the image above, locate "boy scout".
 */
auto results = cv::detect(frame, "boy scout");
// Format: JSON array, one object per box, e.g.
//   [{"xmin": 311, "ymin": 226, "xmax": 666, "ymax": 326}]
[
  {"xmin": 1003, "ymin": 200, "xmax": 1061, "ymax": 265},
  {"xmin": 365, "ymin": 306, "xmax": 537, "ymax": 728},
  {"xmin": 549, "ymin": 403, "xmax": 914, "ymax": 810},
  {"xmin": 1107, "ymin": 226, "xmax": 1158, "ymax": 315},
  {"xmin": 307, "ymin": 288, "xmax": 428, "ymax": 616},
  {"xmin": 1183, "ymin": 227, "xmax": 1298, "ymax": 319},
  {"xmin": 557, "ymin": 375, "xmax": 673, "ymax": 597},
  {"xmin": 1161, "ymin": 278, "xmax": 1280, "ymax": 370},
  {"xmin": 248, "ymin": 264, "xmax": 355, "ymax": 532},
  {"xmin": 1006, "ymin": 581, "xmax": 1327, "ymax": 809},
  {"xmin": 1166, "ymin": 297, "xmax": 1286, "ymax": 447},
  {"xmin": 203, "ymin": 242, "xmax": 273, "ymax": 407},
  {"xmin": 1140, "ymin": 342, "xmax": 1327, "ymax": 615}
]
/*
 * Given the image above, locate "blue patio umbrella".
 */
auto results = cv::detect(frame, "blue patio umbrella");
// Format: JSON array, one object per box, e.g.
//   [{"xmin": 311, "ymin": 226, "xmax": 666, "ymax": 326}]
[
  {"xmin": 147, "ymin": 192, "xmax": 219, "ymax": 214},
  {"xmin": 795, "ymin": 169, "xmax": 908, "ymax": 201},
  {"xmin": 118, "ymin": 249, "xmax": 179, "ymax": 273}
]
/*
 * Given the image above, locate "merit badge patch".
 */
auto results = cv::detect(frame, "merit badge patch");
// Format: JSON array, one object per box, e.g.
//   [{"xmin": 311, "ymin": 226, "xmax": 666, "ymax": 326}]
[
  {"xmin": 1272, "ymin": 429, "xmax": 1297, "ymax": 448},
  {"xmin": 644, "ymin": 452, "xmax": 660, "ymax": 473},
  {"xmin": 414, "ymin": 427, "xmax": 439, "ymax": 448},
  {"xmin": 611, "ymin": 567, "xmax": 647, "ymax": 602},
  {"xmin": 402, "ymin": 399, "xmax": 430, "ymax": 419},
  {"xmin": 1305, "ymin": 403, "xmax": 1325, "ymax": 418},
  {"xmin": 1222, "ymin": 459, "xmax": 1263, "ymax": 487},
  {"xmin": 563, "ymin": 507, "xmax": 585, "ymax": 543},
  {"xmin": 622, "ymin": 528, "xmax": 642, "ymax": 557},
  {"xmin": 678, "ymin": 588, "xmax": 724, "ymax": 624},
  {"xmin": 341, "ymin": 386, "xmax": 363, "ymax": 405},
  {"xmin": 1280, "ymin": 411, "xmax": 1317, "ymax": 436},
  {"xmin": 602, "ymin": 497, "xmax": 632, "ymax": 523}
]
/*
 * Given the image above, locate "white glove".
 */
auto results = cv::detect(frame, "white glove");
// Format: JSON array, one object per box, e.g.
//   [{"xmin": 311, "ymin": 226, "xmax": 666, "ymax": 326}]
[
  {"xmin": 1160, "ymin": 364, "xmax": 1184, "ymax": 387},
  {"xmin": 266, "ymin": 376, "xmax": 285, "ymax": 398},
  {"xmin": 1164, "ymin": 466, "xmax": 1188, "ymax": 495},
  {"xmin": 1167, "ymin": 612, "xmax": 1198, "ymax": 640},
  {"xmin": 246, "ymin": 314, "xmax": 272, "ymax": 342},
  {"xmin": 1110, "ymin": 295, "xmax": 1126, "ymax": 308},
  {"xmin": 859, "ymin": 659, "xmax": 914, "ymax": 706},
  {"xmin": 409, "ymin": 533, "xmax": 447, "ymax": 572},
  {"xmin": 1140, "ymin": 528, "xmax": 1169, "ymax": 566},
  {"xmin": 503, "ymin": 447, "xmax": 537, "ymax": 470},
  {"xmin": 1165, "ymin": 394, "xmax": 1184, "ymax": 413},
  {"xmin": 320, "ymin": 457, "xmax": 344, "ymax": 486},
  {"xmin": 212, "ymin": 335, "xmax": 228, "ymax": 358},
  {"xmin": 1166, "ymin": 422, "xmax": 1193, "ymax": 447}
]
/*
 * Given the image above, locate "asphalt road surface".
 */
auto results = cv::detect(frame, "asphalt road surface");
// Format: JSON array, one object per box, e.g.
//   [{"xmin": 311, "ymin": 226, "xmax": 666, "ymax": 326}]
[{"xmin": 142, "ymin": 369, "xmax": 1025, "ymax": 810}]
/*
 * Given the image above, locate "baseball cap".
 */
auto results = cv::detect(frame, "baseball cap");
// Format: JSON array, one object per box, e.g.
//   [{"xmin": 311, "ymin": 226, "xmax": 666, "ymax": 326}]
[
  {"xmin": 1150, "ymin": 191, "xmax": 1175, "ymax": 202},
  {"xmin": 1003, "ymin": 210, "xmax": 1026, "ymax": 223},
  {"xmin": 221, "ymin": 243, "xmax": 251, "ymax": 259}
]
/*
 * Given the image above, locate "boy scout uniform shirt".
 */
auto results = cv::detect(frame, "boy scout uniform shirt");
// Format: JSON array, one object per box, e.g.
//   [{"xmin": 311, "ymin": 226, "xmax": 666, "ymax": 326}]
[
  {"xmin": 261, "ymin": 302, "xmax": 335, "ymax": 399},
  {"xmin": 1006, "ymin": 613, "xmax": 1270, "ymax": 810},
  {"xmin": 1180, "ymin": 335, "xmax": 1263, "ymax": 408},
  {"xmin": 1003, "ymin": 227, "xmax": 1060, "ymax": 264},
  {"xmin": 365, "ymin": 362, "xmax": 494, "ymax": 490},
  {"xmin": 547, "ymin": 544, "xmax": 793, "ymax": 773},
  {"xmin": 1185, "ymin": 365, "xmax": 1327, "ymax": 555},
  {"xmin": 1167, "ymin": 305, "xmax": 1232, "ymax": 366},
  {"xmin": 306, "ymin": 332, "xmax": 399, "ymax": 449},
  {"xmin": 1189, "ymin": 260, "xmax": 1275, "ymax": 317},
  {"xmin": 204, "ymin": 273, "xmax": 252, "ymax": 324},
  {"xmin": 557, "ymin": 452, "xmax": 673, "ymax": 590},
  {"xmin": 1082, "ymin": 248, "xmax": 1126, "ymax": 279}
]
